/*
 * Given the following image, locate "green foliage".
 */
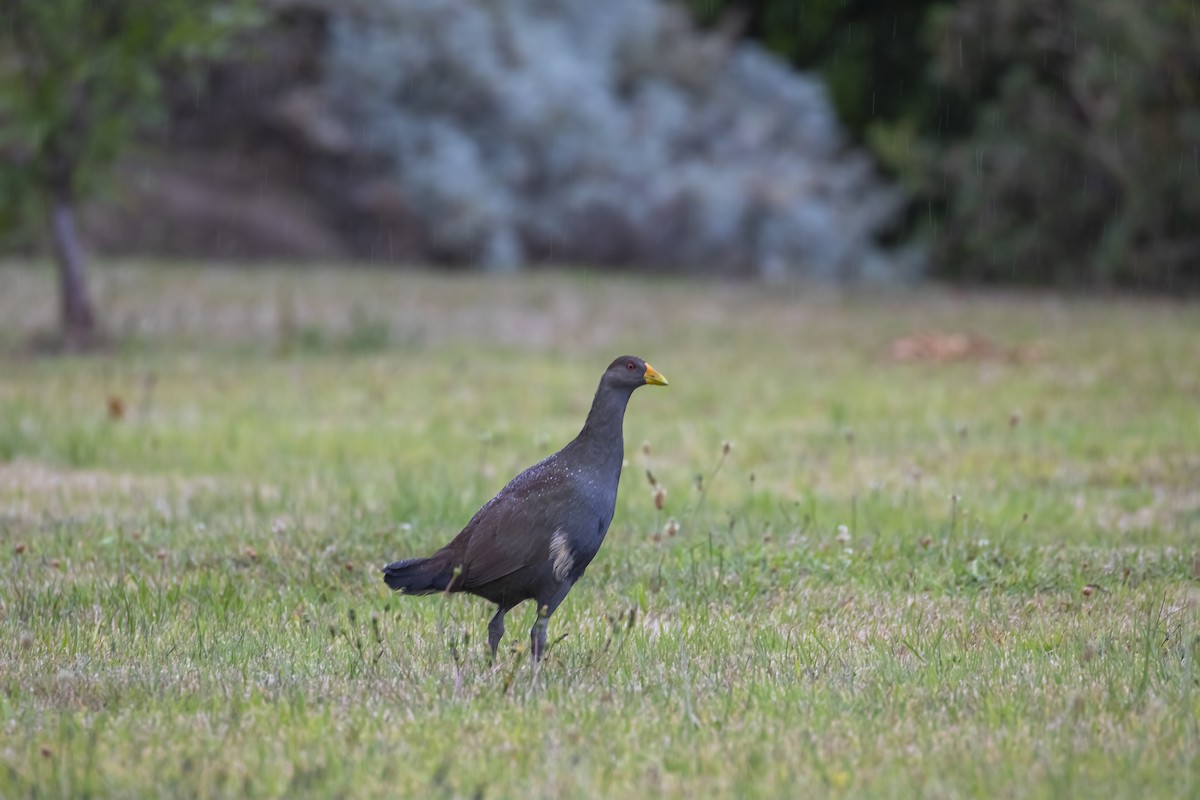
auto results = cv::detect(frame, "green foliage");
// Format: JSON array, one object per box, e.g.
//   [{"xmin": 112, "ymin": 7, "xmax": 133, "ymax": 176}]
[
  {"xmin": 684, "ymin": 1, "xmax": 955, "ymax": 143},
  {"xmin": 918, "ymin": 0, "xmax": 1200, "ymax": 289},
  {"xmin": 0, "ymin": 0, "xmax": 258, "ymax": 233},
  {"xmin": 687, "ymin": 1, "xmax": 1200, "ymax": 290}
]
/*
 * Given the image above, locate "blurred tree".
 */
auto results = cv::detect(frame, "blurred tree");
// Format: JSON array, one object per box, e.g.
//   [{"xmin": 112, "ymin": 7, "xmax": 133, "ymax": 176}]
[
  {"xmin": 919, "ymin": 0, "xmax": 1200, "ymax": 289},
  {"xmin": 689, "ymin": 0, "xmax": 1200, "ymax": 290},
  {"xmin": 0, "ymin": 0, "xmax": 257, "ymax": 347},
  {"xmin": 685, "ymin": 0, "xmax": 956, "ymax": 144},
  {"xmin": 683, "ymin": 0, "xmax": 964, "ymax": 251}
]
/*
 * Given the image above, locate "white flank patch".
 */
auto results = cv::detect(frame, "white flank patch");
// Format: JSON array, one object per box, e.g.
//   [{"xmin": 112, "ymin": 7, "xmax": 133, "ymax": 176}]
[{"xmin": 549, "ymin": 528, "xmax": 574, "ymax": 582}]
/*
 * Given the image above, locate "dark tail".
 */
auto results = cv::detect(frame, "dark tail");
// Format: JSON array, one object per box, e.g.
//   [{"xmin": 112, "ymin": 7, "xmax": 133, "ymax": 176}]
[{"xmin": 382, "ymin": 552, "xmax": 456, "ymax": 595}]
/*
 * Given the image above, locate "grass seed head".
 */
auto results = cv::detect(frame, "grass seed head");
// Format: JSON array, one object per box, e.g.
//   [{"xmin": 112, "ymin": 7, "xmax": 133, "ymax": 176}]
[{"xmin": 654, "ymin": 485, "xmax": 666, "ymax": 510}]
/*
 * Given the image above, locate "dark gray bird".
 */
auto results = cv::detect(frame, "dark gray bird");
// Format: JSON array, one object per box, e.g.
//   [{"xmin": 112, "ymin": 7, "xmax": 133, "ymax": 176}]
[{"xmin": 383, "ymin": 355, "xmax": 668, "ymax": 661}]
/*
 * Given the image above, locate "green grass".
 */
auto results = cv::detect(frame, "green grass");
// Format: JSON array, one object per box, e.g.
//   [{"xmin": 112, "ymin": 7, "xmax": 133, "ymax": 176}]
[{"xmin": 1, "ymin": 260, "xmax": 1198, "ymax": 798}]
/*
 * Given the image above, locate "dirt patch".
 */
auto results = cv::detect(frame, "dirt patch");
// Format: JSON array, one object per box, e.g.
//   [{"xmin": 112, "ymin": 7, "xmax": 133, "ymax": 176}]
[{"xmin": 886, "ymin": 330, "xmax": 1043, "ymax": 363}]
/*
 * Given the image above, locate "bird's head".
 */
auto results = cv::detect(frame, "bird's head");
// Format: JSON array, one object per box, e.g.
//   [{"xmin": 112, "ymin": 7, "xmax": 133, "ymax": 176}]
[{"xmin": 603, "ymin": 355, "xmax": 669, "ymax": 391}]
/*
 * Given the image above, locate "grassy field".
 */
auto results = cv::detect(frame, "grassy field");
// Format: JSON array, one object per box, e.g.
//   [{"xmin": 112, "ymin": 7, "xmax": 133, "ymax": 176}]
[{"xmin": 1, "ymin": 261, "xmax": 1198, "ymax": 798}]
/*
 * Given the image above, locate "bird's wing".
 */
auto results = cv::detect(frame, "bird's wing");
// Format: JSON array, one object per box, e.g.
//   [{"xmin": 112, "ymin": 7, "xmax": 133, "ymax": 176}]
[
  {"xmin": 456, "ymin": 492, "xmax": 554, "ymax": 588},
  {"xmin": 454, "ymin": 468, "xmax": 592, "ymax": 589}
]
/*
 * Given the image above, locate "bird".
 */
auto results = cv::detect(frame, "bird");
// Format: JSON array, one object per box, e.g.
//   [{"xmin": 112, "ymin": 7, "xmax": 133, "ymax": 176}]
[{"xmin": 382, "ymin": 355, "xmax": 668, "ymax": 662}]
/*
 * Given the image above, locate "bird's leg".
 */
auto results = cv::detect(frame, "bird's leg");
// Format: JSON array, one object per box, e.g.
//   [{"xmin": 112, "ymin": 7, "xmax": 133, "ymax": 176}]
[
  {"xmin": 487, "ymin": 606, "xmax": 506, "ymax": 662},
  {"xmin": 530, "ymin": 583, "xmax": 573, "ymax": 666},
  {"xmin": 530, "ymin": 604, "xmax": 550, "ymax": 663}
]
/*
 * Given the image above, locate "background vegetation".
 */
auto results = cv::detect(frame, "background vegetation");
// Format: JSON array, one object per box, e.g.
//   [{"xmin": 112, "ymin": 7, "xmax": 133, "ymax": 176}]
[
  {"xmin": 4, "ymin": 0, "xmax": 1197, "ymax": 300},
  {"xmin": 0, "ymin": 0, "xmax": 259, "ymax": 345},
  {"xmin": 691, "ymin": 0, "xmax": 1200, "ymax": 290},
  {"xmin": 1, "ymin": 263, "xmax": 1197, "ymax": 797}
]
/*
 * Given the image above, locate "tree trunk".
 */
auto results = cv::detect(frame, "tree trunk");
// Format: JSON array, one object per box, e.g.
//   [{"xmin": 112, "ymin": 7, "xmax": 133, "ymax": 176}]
[{"xmin": 49, "ymin": 186, "xmax": 98, "ymax": 347}]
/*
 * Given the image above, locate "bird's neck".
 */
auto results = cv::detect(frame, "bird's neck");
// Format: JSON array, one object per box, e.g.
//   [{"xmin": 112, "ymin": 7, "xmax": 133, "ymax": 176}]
[{"xmin": 572, "ymin": 384, "xmax": 633, "ymax": 467}]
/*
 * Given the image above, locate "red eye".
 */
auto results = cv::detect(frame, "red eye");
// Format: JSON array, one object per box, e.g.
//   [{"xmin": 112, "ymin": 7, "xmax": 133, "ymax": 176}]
[{"xmin": 626, "ymin": 362, "xmax": 636, "ymax": 371}]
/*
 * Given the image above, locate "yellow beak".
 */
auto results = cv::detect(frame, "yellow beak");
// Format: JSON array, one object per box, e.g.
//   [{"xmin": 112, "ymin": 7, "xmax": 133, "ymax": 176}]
[{"xmin": 643, "ymin": 363, "xmax": 669, "ymax": 386}]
